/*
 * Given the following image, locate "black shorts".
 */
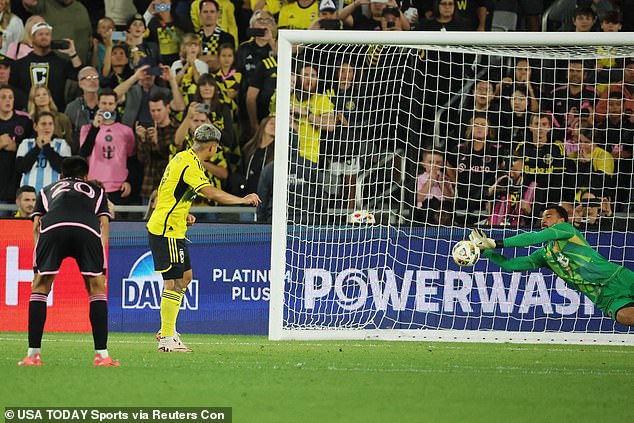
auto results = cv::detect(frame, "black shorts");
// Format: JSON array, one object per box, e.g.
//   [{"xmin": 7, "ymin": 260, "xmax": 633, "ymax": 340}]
[
  {"xmin": 35, "ymin": 226, "xmax": 105, "ymax": 275},
  {"xmin": 148, "ymin": 232, "xmax": 191, "ymax": 280}
]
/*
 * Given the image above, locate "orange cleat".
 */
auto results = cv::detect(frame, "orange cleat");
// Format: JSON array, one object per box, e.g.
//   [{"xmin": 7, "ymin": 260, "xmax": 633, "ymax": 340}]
[
  {"xmin": 18, "ymin": 354, "xmax": 42, "ymax": 367},
  {"xmin": 93, "ymin": 354, "xmax": 120, "ymax": 367}
]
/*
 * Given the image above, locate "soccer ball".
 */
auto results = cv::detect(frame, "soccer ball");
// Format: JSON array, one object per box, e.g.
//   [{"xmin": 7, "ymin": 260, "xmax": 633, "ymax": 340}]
[
  {"xmin": 348, "ymin": 210, "xmax": 376, "ymax": 224},
  {"xmin": 452, "ymin": 240, "xmax": 480, "ymax": 267}
]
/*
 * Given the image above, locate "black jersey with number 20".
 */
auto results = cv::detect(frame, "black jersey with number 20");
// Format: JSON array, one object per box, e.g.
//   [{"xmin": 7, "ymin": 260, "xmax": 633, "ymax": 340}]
[{"xmin": 32, "ymin": 177, "xmax": 112, "ymax": 235}]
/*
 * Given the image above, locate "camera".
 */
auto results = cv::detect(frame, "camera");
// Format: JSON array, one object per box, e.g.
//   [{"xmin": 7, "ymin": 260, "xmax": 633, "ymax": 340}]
[
  {"xmin": 196, "ymin": 104, "xmax": 211, "ymax": 113},
  {"xmin": 102, "ymin": 111, "xmax": 115, "ymax": 120},
  {"xmin": 155, "ymin": 3, "xmax": 171, "ymax": 12},
  {"xmin": 246, "ymin": 27, "xmax": 267, "ymax": 37},
  {"xmin": 51, "ymin": 40, "xmax": 70, "ymax": 50}
]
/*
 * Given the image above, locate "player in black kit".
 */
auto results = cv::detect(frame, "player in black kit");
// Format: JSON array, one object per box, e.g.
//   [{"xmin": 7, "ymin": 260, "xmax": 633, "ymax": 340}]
[{"xmin": 18, "ymin": 156, "xmax": 119, "ymax": 367}]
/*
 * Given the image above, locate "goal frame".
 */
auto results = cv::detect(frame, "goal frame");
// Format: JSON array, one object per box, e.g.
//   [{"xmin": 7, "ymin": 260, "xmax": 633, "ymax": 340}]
[{"xmin": 269, "ymin": 30, "xmax": 634, "ymax": 345}]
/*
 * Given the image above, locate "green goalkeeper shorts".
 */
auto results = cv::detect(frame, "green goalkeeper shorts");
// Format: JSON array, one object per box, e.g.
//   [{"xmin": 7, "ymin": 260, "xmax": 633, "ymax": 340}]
[{"xmin": 595, "ymin": 267, "xmax": 634, "ymax": 320}]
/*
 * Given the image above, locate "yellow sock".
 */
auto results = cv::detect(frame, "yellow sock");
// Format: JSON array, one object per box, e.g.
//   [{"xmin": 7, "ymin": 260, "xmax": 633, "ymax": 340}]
[{"xmin": 160, "ymin": 289, "xmax": 182, "ymax": 338}]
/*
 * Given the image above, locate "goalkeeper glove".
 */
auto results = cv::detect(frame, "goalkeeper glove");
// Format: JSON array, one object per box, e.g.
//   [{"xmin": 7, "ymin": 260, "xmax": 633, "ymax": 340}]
[{"xmin": 469, "ymin": 229, "xmax": 497, "ymax": 250}]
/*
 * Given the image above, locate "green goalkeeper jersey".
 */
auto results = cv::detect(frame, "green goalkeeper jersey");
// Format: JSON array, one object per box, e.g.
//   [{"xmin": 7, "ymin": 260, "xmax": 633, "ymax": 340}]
[{"xmin": 483, "ymin": 222, "xmax": 622, "ymax": 302}]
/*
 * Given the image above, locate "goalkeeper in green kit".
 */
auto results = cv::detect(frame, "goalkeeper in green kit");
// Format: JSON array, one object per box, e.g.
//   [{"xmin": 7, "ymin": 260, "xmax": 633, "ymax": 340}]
[{"xmin": 470, "ymin": 205, "xmax": 634, "ymax": 325}]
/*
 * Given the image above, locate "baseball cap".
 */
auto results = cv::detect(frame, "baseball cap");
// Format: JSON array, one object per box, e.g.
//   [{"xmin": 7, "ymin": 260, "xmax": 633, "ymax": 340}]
[
  {"xmin": 31, "ymin": 22, "xmax": 53, "ymax": 36},
  {"xmin": 319, "ymin": 0, "xmax": 337, "ymax": 12},
  {"xmin": 127, "ymin": 13, "xmax": 146, "ymax": 29},
  {"xmin": 194, "ymin": 123, "xmax": 221, "ymax": 143},
  {"xmin": 0, "ymin": 54, "xmax": 13, "ymax": 67}
]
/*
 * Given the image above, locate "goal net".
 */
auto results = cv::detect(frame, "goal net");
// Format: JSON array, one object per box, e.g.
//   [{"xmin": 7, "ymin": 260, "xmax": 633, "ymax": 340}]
[{"xmin": 269, "ymin": 31, "xmax": 634, "ymax": 344}]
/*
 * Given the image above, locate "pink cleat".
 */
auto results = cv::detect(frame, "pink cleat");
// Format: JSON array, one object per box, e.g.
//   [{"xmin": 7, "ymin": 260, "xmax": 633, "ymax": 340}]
[
  {"xmin": 18, "ymin": 354, "xmax": 42, "ymax": 367},
  {"xmin": 93, "ymin": 354, "xmax": 120, "ymax": 367}
]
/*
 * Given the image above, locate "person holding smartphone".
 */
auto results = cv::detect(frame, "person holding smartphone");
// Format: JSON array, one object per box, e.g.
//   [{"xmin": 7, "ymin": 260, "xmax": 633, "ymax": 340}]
[{"xmin": 9, "ymin": 21, "xmax": 82, "ymax": 110}]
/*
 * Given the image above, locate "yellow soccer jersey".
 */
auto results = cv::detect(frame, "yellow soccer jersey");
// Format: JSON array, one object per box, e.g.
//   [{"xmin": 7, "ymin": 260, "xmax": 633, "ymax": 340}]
[
  {"xmin": 147, "ymin": 149, "xmax": 212, "ymax": 238},
  {"xmin": 291, "ymin": 93, "xmax": 335, "ymax": 163},
  {"xmin": 278, "ymin": 1, "xmax": 319, "ymax": 29}
]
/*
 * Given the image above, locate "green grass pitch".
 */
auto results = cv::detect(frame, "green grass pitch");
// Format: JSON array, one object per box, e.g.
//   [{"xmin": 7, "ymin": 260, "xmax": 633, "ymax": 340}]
[{"xmin": 2, "ymin": 332, "xmax": 634, "ymax": 422}]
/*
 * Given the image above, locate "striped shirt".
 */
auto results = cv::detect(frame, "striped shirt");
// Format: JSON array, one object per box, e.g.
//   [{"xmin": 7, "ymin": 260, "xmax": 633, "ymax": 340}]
[{"xmin": 16, "ymin": 138, "xmax": 71, "ymax": 192}]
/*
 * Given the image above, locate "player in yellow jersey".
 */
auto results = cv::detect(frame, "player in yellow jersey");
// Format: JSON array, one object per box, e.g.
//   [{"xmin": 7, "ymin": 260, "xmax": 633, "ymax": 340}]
[{"xmin": 148, "ymin": 124, "xmax": 260, "ymax": 352}]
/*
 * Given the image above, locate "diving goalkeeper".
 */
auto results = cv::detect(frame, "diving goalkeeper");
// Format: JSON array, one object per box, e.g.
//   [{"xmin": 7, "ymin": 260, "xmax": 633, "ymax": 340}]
[{"xmin": 470, "ymin": 205, "xmax": 634, "ymax": 325}]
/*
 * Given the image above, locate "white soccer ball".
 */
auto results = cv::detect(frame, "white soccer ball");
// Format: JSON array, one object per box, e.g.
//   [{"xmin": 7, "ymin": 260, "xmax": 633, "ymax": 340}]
[
  {"xmin": 348, "ymin": 210, "xmax": 376, "ymax": 224},
  {"xmin": 452, "ymin": 240, "xmax": 480, "ymax": 267}
]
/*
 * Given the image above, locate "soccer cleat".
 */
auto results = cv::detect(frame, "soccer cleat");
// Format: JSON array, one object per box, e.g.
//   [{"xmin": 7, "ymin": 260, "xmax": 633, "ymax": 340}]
[
  {"xmin": 158, "ymin": 336, "xmax": 192, "ymax": 353},
  {"xmin": 93, "ymin": 354, "xmax": 120, "ymax": 367},
  {"xmin": 155, "ymin": 329, "xmax": 181, "ymax": 342},
  {"xmin": 18, "ymin": 354, "xmax": 42, "ymax": 366}
]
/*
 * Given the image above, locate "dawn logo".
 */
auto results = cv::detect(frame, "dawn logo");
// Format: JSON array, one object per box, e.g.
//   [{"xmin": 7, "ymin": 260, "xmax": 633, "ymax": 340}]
[{"xmin": 122, "ymin": 252, "xmax": 199, "ymax": 310}]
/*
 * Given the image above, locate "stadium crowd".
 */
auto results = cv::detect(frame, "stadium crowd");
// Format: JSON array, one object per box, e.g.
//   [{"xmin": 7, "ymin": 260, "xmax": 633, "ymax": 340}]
[{"xmin": 0, "ymin": 0, "xmax": 632, "ymax": 227}]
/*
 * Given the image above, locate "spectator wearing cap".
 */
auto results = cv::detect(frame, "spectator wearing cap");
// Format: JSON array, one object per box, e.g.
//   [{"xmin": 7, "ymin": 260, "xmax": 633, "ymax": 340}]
[
  {"xmin": 116, "ymin": 56, "xmax": 185, "ymax": 129},
  {"xmin": 0, "ymin": 1, "xmax": 24, "ymax": 55},
  {"xmin": 0, "ymin": 53, "xmax": 26, "ymax": 109},
  {"xmin": 279, "ymin": 0, "xmax": 320, "ymax": 30},
  {"xmin": 6, "ymin": 14, "xmax": 43, "ymax": 60},
  {"xmin": 380, "ymin": 5, "xmax": 403, "ymax": 30},
  {"xmin": 22, "ymin": 0, "xmax": 92, "ymax": 63},
  {"xmin": 125, "ymin": 13, "xmax": 159, "ymax": 69},
  {"xmin": 196, "ymin": 0, "xmax": 234, "ymax": 73},
  {"xmin": 0, "ymin": 84, "xmax": 33, "ymax": 213},
  {"xmin": 64, "ymin": 66, "xmax": 100, "ymax": 150},
  {"xmin": 308, "ymin": 0, "xmax": 353, "ymax": 30},
  {"xmin": 339, "ymin": 0, "xmax": 410, "ymax": 31},
  {"xmin": 9, "ymin": 21, "xmax": 81, "ymax": 110}
]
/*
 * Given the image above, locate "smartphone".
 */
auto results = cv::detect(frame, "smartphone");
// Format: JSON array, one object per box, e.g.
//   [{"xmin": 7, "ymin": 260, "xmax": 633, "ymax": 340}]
[
  {"xmin": 51, "ymin": 40, "xmax": 70, "ymax": 50},
  {"xmin": 319, "ymin": 19, "xmax": 342, "ymax": 30},
  {"xmin": 146, "ymin": 66, "xmax": 163, "ymax": 76},
  {"xmin": 111, "ymin": 31, "xmax": 127, "ymax": 41},
  {"xmin": 246, "ymin": 27, "xmax": 266, "ymax": 38},
  {"xmin": 155, "ymin": 3, "xmax": 171, "ymax": 12}
]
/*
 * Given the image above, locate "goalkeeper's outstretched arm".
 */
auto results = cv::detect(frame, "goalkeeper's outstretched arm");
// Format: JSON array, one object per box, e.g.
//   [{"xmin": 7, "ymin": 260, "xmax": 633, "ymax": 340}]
[
  {"xmin": 482, "ymin": 249, "xmax": 546, "ymax": 272},
  {"xmin": 470, "ymin": 223, "xmax": 576, "ymax": 251}
]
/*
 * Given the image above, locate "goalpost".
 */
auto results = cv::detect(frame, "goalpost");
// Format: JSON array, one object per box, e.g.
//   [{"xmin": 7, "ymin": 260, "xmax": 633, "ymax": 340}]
[{"xmin": 269, "ymin": 31, "xmax": 634, "ymax": 345}]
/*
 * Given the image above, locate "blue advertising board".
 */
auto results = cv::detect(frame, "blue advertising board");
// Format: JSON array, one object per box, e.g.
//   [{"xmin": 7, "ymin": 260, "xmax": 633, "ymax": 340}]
[
  {"xmin": 284, "ymin": 227, "xmax": 634, "ymax": 334},
  {"xmin": 107, "ymin": 222, "xmax": 271, "ymax": 335},
  {"xmin": 107, "ymin": 223, "xmax": 634, "ymax": 336}
]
